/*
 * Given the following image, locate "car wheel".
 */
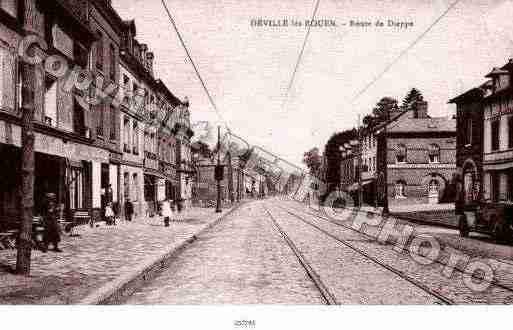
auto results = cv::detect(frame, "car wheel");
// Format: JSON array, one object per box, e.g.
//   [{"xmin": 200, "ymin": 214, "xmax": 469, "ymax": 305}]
[
  {"xmin": 494, "ymin": 220, "xmax": 513, "ymax": 245},
  {"xmin": 458, "ymin": 214, "xmax": 469, "ymax": 238}
]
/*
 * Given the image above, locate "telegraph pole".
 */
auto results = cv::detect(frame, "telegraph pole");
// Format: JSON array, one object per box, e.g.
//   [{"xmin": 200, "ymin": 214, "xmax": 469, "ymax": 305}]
[
  {"xmin": 215, "ymin": 126, "xmax": 222, "ymax": 213},
  {"xmin": 357, "ymin": 115, "xmax": 363, "ymax": 208}
]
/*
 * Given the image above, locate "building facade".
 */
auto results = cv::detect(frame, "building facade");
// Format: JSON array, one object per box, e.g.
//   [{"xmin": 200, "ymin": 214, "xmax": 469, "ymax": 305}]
[
  {"xmin": 449, "ymin": 86, "xmax": 486, "ymax": 211},
  {"xmin": 377, "ymin": 102, "xmax": 457, "ymax": 207},
  {"xmin": 481, "ymin": 64, "xmax": 513, "ymax": 203},
  {"xmin": 0, "ymin": 1, "xmax": 193, "ymax": 228}
]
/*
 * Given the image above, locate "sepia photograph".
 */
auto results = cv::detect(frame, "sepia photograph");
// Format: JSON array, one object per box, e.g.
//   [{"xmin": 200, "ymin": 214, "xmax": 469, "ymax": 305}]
[{"xmin": 0, "ymin": 0, "xmax": 512, "ymax": 328}]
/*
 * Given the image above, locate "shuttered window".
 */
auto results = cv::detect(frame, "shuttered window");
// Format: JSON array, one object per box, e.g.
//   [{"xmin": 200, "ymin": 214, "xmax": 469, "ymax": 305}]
[{"xmin": 0, "ymin": 44, "xmax": 16, "ymax": 113}]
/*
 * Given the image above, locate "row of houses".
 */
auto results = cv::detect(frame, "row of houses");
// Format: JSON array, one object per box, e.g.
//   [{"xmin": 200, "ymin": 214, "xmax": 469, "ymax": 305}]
[
  {"xmin": 0, "ymin": 0, "xmax": 194, "ymax": 227},
  {"xmin": 451, "ymin": 60, "xmax": 513, "ymax": 209},
  {"xmin": 334, "ymin": 100, "xmax": 458, "ymax": 210},
  {"xmin": 329, "ymin": 54, "xmax": 513, "ymax": 212}
]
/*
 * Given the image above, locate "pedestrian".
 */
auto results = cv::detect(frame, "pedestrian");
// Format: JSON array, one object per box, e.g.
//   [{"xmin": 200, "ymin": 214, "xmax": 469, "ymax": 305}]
[
  {"xmin": 161, "ymin": 199, "xmax": 172, "ymax": 227},
  {"xmin": 125, "ymin": 198, "xmax": 134, "ymax": 222},
  {"xmin": 42, "ymin": 193, "xmax": 62, "ymax": 253},
  {"xmin": 105, "ymin": 202, "xmax": 115, "ymax": 225}
]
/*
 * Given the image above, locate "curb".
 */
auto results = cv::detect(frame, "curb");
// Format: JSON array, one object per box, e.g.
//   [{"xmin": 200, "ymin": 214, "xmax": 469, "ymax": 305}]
[
  {"xmin": 77, "ymin": 202, "xmax": 245, "ymax": 305},
  {"xmin": 291, "ymin": 199, "xmax": 457, "ymax": 229}
]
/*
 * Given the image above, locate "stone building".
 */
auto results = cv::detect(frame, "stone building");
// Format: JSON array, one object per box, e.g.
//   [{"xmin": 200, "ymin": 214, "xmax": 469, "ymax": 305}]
[
  {"xmin": 0, "ymin": 1, "xmax": 193, "ymax": 228},
  {"xmin": 0, "ymin": 0, "xmax": 126, "ymax": 225},
  {"xmin": 480, "ymin": 63, "xmax": 513, "ymax": 203}
]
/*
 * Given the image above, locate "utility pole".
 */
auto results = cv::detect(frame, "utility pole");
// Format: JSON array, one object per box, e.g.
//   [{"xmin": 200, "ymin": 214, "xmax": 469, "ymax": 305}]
[
  {"xmin": 215, "ymin": 126, "xmax": 222, "ymax": 213},
  {"xmin": 382, "ymin": 115, "xmax": 390, "ymax": 216},
  {"xmin": 357, "ymin": 115, "xmax": 363, "ymax": 209},
  {"xmin": 16, "ymin": 62, "xmax": 36, "ymax": 275}
]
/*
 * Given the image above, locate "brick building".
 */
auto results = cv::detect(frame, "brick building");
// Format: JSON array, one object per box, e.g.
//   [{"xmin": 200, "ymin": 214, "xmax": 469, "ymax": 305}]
[
  {"xmin": 376, "ymin": 102, "xmax": 457, "ymax": 207},
  {"xmin": 449, "ymin": 86, "xmax": 487, "ymax": 210}
]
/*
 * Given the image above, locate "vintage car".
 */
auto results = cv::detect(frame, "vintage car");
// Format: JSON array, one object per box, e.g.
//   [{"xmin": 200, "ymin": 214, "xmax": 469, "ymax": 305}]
[{"xmin": 458, "ymin": 201, "xmax": 513, "ymax": 243}]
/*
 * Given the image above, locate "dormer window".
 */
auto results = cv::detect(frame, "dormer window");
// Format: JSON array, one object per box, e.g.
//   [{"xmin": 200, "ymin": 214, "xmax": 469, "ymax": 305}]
[{"xmin": 485, "ymin": 67, "xmax": 509, "ymax": 93}]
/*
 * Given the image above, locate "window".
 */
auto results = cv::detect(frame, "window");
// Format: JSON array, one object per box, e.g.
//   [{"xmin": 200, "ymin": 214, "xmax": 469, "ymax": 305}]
[
  {"xmin": 73, "ymin": 101, "xmax": 86, "ymax": 136},
  {"xmin": 109, "ymin": 44, "xmax": 116, "ymax": 80},
  {"xmin": 96, "ymin": 31, "xmax": 103, "ymax": 70},
  {"xmin": 428, "ymin": 144, "xmax": 440, "ymax": 163},
  {"xmin": 44, "ymin": 75, "xmax": 58, "ymax": 127},
  {"xmin": 395, "ymin": 180, "xmax": 406, "ymax": 199},
  {"xmin": 144, "ymin": 130, "xmax": 149, "ymax": 154},
  {"xmin": 509, "ymin": 117, "xmax": 513, "ymax": 149},
  {"xmin": 150, "ymin": 133, "xmax": 155, "ymax": 154},
  {"xmin": 1, "ymin": 0, "xmax": 17, "ymax": 18},
  {"xmin": 0, "ymin": 44, "xmax": 16, "ymax": 112},
  {"xmin": 123, "ymin": 117, "xmax": 130, "ymax": 152},
  {"xmin": 124, "ymin": 172, "xmax": 129, "ymax": 199},
  {"xmin": 109, "ymin": 105, "xmax": 116, "ymax": 140},
  {"xmin": 465, "ymin": 118, "xmax": 473, "ymax": 146},
  {"xmin": 132, "ymin": 173, "xmax": 139, "ymax": 202},
  {"xmin": 69, "ymin": 167, "xmax": 83, "ymax": 209},
  {"xmin": 491, "ymin": 120, "xmax": 500, "ymax": 151},
  {"xmin": 133, "ymin": 122, "xmax": 139, "ymax": 154},
  {"xmin": 74, "ymin": 42, "xmax": 88, "ymax": 69},
  {"xmin": 396, "ymin": 144, "xmax": 407, "ymax": 163}
]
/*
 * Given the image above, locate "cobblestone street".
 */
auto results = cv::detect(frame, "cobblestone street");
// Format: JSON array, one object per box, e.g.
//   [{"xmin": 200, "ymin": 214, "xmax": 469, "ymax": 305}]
[
  {"xmin": 125, "ymin": 202, "xmax": 325, "ymax": 304},
  {"xmin": 0, "ymin": 207, "xmax": 234, "ymax": 304},
  {"xmin": 120, "ymin": 198, "xmax": 513, "ymax": 304}
]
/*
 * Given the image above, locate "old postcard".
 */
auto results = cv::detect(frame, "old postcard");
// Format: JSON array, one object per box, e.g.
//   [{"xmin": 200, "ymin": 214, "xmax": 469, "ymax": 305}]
[{"xmin": 0, "ymin": 0, "xmax": 512, "ymax": 328}]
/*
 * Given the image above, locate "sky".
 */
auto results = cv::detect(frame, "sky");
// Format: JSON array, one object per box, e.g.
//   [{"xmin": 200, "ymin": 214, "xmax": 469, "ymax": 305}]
[{"xmin": 112, "ymin": 0, "xmax": 513, "ymax": 168}]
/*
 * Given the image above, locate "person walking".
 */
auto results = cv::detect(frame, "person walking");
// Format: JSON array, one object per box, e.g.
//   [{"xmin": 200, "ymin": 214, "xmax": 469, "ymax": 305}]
[
  {"xmin": 125, "ymin": 198, "xmax": 134, "ymax": 222},
  {"xmin": 105, "ymin": 202, "xmax": 115, "ymax": 225},
  {"xmin": 161, "ymin": 199, "xmax": 172, "ymax": 227},
  {"xmin": 42, "ymin": 193, "xmax": 62, "ymax": 253}
]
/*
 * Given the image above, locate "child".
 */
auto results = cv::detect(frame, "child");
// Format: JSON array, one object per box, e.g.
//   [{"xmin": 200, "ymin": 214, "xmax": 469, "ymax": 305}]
[
  {"xmin": 161, "ymin": 199, "xmax": 172, "ymax": 227},
  {"xmin": 105, "ymin": 202, "xmax": 115, "ymax": 225}
]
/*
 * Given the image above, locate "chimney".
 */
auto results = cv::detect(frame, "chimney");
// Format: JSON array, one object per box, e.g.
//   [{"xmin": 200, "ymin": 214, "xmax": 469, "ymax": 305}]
[
  {"xmin": 413, "ymin": 100, "xmax": 428, "ymax": 119},
  {"xmin": 146, "ymin": 52, "xmax": 154, "ymax": 76},
  {"xmin": 140, "ymin": 43, "xmax": 148, "ymax": 66}
]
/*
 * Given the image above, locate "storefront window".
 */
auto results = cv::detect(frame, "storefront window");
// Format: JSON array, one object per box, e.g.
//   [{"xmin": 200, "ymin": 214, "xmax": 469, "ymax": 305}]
[{"xmin": 69, "ymin": 167, "xmax": 83, "ymax": 210}]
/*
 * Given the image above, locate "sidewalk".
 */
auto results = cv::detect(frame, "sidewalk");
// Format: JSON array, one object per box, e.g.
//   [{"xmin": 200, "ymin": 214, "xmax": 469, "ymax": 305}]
[{"xmin": 0, "ymin": 205, "xmax": 240, "ymax": 304}]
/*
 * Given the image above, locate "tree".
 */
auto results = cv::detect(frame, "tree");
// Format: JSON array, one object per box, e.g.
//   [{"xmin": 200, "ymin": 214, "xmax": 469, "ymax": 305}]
[
  {"xmin": 372, "ymin": 97, "xmax": 399, "ymax": 121},
  {"xmin": 402, "ymin": 88, "xmax": 424, "ymax": 110},
  {"xmin": 323, "ymin": 129, "xmax": 357, "ymax": 193},
  {"xmin": 303, "ymin": 147, "xmax": 321, "ymax": 175},
  {"xmin": 362, "ymin": 114, "xmax": 376, "ymax": 128}
]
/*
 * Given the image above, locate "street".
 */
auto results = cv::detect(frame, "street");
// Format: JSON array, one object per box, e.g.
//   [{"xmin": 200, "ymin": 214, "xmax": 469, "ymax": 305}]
[{"xmin": 122, "ymin": 198, "xmax": 513, "ymax": 304}]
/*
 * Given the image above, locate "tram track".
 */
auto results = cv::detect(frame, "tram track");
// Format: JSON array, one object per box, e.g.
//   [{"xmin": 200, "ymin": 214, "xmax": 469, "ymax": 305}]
[
  {"xmin": 263, "ymin": 205, "xmax": 339, "ymax": 305},
  {"xmin": 278, "ymin": 201, "xmax": 513, "ymax": 303},
  {"xmin": 264, "ymin": 203, "xmax": 453, "ymax": 305}
]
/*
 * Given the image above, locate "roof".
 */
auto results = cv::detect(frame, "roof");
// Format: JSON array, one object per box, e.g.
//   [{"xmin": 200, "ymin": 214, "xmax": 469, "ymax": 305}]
[
  {"xmin": 386, "ymin": 116, "xmax": 456, "ymax": 133},
  {"xmin": 448, "ymin": 87, "xmax": 484, "ymax": 104},
  {"xmin": 485, "ymin": 67, "xmax": 508, "ymax": 78}
]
